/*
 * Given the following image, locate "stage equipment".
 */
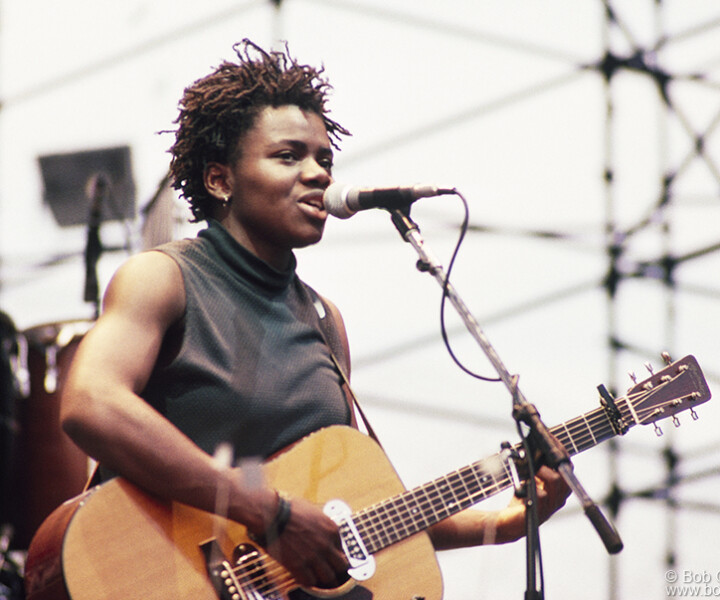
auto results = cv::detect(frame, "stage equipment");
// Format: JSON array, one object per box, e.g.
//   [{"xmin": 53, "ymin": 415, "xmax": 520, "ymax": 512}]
[
  {"xmin": 355, "ymin": 193, "xmax": 627, "ymax": 598},
  {"xmin": 38, "ymin": 146, "xmax": 136, "ymax": 315},
  {"xmin": 38, "ymin": 146, "xmax": 135, "ymax": 227},
  {"xmin": 7, "ymin": 320, "xmax": 93, "ymax": 550}
]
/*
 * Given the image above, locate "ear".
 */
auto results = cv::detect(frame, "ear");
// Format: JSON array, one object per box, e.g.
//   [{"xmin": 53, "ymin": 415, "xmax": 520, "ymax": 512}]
[{"xmin": 203, "ymin": 162, "xmax": 232, "ymax": 200}]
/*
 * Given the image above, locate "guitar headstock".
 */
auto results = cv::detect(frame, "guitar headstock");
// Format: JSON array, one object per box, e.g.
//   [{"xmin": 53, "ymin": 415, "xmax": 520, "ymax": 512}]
[{"xmin": 622, "ymin": 355, "xmax": 712, "ymax": 433}]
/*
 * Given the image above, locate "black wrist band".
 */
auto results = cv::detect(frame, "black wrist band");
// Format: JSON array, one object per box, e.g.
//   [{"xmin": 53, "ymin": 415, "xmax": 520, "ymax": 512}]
[
  {"xmin": 251, "ymin": 490, "xmax": 291, "ymax": 547},
  {"xmin": 273, "ymin": 492, "xmax": 292, "ymax": 538}
]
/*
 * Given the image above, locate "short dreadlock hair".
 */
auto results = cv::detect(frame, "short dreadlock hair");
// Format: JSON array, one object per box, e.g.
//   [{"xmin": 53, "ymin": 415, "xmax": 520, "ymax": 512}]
[{"xmin": 168, "ymin": 39, "xmax": 350, "ymax": 222}]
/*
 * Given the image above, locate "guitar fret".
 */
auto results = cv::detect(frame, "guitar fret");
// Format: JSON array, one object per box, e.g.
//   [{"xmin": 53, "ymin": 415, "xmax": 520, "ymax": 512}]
[
  {"xmin": 447, "ymin": 470, "xmax": 470, "ymax": 507},
  {"xmin": 461, "ymin": 466, "xmax": 485, "ymax": 504},
  {"xmin": 437, "ymin": 474, "xmax": 461, "ymax": 515},
  {"xmin": 561, "ymin": 422, "xmax": 579, "ymax": 454},
  {"xmin": 23, "ymin": 358, "xmax": 705, "ymax": 600},
  {"xmin": 357, "ymin": 457, "xmax": 512, "ymax": 554},
  {"xmin": 355, "ymin": 515, "xmax": 382, "ymax": 552},
  {"xmin": 383, "ymin": 497, "xmax": 407, "ymax": 541},
  {"xmin": 621, "ymin": 393, "xmax": 641, "ymax": 424},
  {"xmin": 561, "ymin": 415, "xmax": 589, "ymax": 453},
  {"xmin": 580, "ymin": 413, "xmax": 598, "ymax": 446},
  {"xmin": 356, "ymin": 404, "xmax": 630, "ymax": 555},
  {"xmin": 471, "ymin": 463, "xmax": 508, "ymax": 502},
  {"xmin": 550, "ymin": 407, "xmax": 615, "ymax": 458},
  {"xmin": 374, "ymin": 496, "xmax": 408, "ymax": 547}
]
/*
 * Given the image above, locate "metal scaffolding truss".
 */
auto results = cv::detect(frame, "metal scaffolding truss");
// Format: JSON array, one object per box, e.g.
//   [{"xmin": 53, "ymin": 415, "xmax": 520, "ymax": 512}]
[
  {"xmin": 303, "ymin": 1, "xmax": 720, "ymax": 598},
  {"xmin": 1, "ymin": 1, "xmax": 719, "ymax": 598}
]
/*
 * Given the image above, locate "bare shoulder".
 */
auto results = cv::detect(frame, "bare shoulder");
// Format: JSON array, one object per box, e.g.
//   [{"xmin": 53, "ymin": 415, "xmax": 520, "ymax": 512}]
[
  {"xmin": 103, "ymin": 250, "xmax": 185, "ymax": 330},
  {"xmin": 109, "ymin": 250, "xmax": 182, "ymax": 290},
  {"xmin": 69, "ymin": 251, "xmax": 185, "ymax": 392}
]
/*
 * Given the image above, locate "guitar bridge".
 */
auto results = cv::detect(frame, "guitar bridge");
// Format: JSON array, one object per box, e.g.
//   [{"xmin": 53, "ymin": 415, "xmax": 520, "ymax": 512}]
[
  {"xmin": 200, "ymin": 538, "xmax": 280, "ymax": 600},
  {"xmin": 324, "ymin": 499, "xmax": 376, "ymax": 581}
]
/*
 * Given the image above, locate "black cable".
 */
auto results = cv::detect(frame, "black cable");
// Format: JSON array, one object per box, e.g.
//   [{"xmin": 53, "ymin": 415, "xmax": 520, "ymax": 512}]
[{"xmin": 439, "ymin": 190, "xmax": 500, "ymax": 383}]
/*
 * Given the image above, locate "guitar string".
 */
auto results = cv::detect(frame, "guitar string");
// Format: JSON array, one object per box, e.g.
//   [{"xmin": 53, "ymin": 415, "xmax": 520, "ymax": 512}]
[
  {"xmin": 222, "ymin": 369, "xmax": 690, "ymax": 592},
  {"xmin": 331, "ymin": 376, "xmax": 688, "ymax": 571},
  {"xmin": 354, "ymin": 406, "xmax": 619, "ymax": 551},
  {"xmin": 227, "ymin": 555, "xmax": 295, "ymax": 598},
  {"xmin": 357, "ymin": 416, "xmax": 610, "ymax": 548},
  {"xmin": 229, "ymin": 392, "xmax": 669, "ymax": 591},
  {"xmin": 223, "ymin": 410, "xmax": 615, "ymax": 596},
  {"xmin": 352, "ymin": 368, "xmax": 699, "ymax": 551},
  {"xmin": 214, "ymin": 410, "xmax": 610, "ymax": 597},
  {"xmin": 228, "ymin": 552, "xmax": 359, "ymax": 599}
]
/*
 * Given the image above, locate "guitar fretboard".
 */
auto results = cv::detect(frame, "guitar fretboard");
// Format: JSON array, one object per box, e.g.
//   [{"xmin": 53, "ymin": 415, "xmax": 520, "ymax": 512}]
[{"xmin": 353, "ymin": 404, "xmax": 620, "ymax": 554}]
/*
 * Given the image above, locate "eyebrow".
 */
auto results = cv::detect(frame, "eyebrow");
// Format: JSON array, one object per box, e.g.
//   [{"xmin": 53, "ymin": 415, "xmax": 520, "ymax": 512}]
[{"xmin": 278, "ymin": 139, "xmax": 333, "ymax": 157}]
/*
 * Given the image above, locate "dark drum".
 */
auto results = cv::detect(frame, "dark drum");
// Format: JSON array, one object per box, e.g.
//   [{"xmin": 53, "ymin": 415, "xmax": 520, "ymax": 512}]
[{"xmin": 8, "ymin": 320, "xmax": 93, "ymax": 549}]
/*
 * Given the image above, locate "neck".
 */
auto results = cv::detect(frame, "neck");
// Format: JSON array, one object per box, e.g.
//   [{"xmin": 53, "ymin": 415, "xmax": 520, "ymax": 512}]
[{"xmin": 217, "ymin": 216, "xmax": 292, "ymax": 271}]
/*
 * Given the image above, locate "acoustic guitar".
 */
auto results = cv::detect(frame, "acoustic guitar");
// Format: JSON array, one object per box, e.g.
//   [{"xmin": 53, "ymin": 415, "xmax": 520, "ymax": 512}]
[{"xmin": 24, "ymin": 354, "xmax": 711, "ymax": 600}]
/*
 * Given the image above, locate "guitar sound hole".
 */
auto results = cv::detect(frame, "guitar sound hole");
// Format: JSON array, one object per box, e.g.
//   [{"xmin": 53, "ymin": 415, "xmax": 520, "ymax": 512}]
[{"xmin": 289, "ymin": 583, "xmax": 372, "ymax": 600}]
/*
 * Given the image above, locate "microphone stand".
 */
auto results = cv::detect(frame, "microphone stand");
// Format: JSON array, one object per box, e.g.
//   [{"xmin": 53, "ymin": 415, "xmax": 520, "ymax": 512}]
[
  {"xmin": 84, "ymin": 174, "xmax": 106, "ymax": 319},
  {"xmin": 387, "ymin": 205, "xmax": 623, "ymax": 598}
]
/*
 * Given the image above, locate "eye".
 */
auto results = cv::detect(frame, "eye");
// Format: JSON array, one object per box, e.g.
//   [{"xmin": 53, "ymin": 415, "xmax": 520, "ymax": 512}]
[
  {"xmin": 318, "ymin": 156, "xmax": 334, "ymax": 172},
  {"xmin": 275, "ymin": 150, "xmax": 299, "ymax": 162}
]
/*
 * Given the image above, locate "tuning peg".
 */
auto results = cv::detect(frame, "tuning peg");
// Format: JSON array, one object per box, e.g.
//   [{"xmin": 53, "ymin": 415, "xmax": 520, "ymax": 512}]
[
  {"xmin": 661, "ymin": 352, "xmax": 672, "ymax": 365},
  {"xmin": 645, "ymin": 362, "xmax": 655, "ymax": 375},
  {"xmin": 672, "ymin": 416, "xmax": 681, "ymax": 428},
  {"xmin": 690, "ymin": 407, "xmax": 699, "ymax": 421},
  {"xmin": 654, "ymin": 423, "xmax": 663, "ymax": 436},
  {"xmin": 628, "ymin": 371, "xmax": 637, "ymax": 384}
]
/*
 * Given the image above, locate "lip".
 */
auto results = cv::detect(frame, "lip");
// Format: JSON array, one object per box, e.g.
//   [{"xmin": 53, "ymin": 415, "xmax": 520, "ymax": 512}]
[{"xmin": 297, "ymin": 190, "xmax": 327, "ymax": 213}]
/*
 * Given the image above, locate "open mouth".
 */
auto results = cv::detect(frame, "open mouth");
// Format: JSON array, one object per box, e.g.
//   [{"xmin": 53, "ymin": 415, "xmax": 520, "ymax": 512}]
[{"xmin": 298, "ymin": 191, "xmax": 327, "ymax": 218}]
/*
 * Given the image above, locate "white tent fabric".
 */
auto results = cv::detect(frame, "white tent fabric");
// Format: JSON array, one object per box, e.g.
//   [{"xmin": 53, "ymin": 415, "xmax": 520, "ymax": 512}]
[{"xmin": 1, "ymin": 1, "xmax": 719, "ymax": 598}]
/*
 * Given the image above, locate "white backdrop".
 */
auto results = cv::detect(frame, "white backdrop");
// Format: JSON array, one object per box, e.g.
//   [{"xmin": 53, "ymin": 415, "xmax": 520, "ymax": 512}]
[{"xmin": 1, "ymin": 1, "xmax": 720, "ymax": 598}]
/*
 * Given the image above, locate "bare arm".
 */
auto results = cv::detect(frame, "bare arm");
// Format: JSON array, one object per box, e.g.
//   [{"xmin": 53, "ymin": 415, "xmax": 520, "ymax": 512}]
[
  {"xmin": 428, "ymin": 465, "xmax": 570, "ymax": 550},
  {"xmin": 319, "ymin": 297, "xmax": 570, "ymax": 550},
  {"xmin": 61, "ymin": 251, "xmax": 348, "ymax": 587},
  {"xmin": 61, "ymin": 252, "xmax": 246, "ymax": 516}
]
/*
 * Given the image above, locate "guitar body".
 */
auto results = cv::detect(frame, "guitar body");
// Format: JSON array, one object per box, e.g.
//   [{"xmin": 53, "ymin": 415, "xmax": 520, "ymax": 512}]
[
  {"xmin": 25, "ymin": 426, "xmax": 443, "ymax": 600},
  {"xmin": 26, "ymin": 354, "xmax": 711, "ymax": 600}
]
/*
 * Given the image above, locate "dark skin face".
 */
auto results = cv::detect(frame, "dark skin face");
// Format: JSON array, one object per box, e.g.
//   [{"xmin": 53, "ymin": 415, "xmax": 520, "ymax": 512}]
[{"xmin": 204, "ymin": 105, "xmax": 335, "ymax": 270}]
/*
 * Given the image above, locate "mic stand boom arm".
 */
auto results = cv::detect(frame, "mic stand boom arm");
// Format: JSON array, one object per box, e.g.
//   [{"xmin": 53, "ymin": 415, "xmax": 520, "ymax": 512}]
[{"xmin": 388, "ymin": 207, "xmax": 623, "ymax": 557}]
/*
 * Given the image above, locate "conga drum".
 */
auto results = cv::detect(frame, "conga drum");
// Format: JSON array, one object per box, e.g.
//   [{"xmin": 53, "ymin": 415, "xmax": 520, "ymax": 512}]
[{"xmin": 9, "ymin": 320, "xmax": 93, "ymax": 549}]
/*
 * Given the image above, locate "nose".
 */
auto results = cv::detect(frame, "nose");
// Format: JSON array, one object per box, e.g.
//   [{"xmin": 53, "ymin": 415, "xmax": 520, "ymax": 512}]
[{"xmin": 302, "ymin": 158, "xmax": 331, "ymax": 189}]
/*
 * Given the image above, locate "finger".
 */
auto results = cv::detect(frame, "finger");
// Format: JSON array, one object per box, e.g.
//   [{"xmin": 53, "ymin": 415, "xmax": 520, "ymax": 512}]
[
  {"xmin": 327, "ymin": 546, "xmax": 350, "ymax": 576},
  {"xmin": 291, "ymin": 562, "xmax": 317, "ymax": 588},
  {"xmin": 309, "ymin": 557, "xmax": 343, "ymax": 589}
]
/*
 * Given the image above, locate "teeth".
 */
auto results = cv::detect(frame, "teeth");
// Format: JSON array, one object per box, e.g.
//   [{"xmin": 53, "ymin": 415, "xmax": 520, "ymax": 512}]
[{"xmin": 302, "ymin": 198, "xmax": 323, "ymax": 209}]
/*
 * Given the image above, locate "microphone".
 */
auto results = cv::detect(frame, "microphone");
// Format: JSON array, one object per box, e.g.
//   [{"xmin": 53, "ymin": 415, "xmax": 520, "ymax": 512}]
[{"xmin": 323, "ymin": 182, "xmax": 455, "ymax": 219}]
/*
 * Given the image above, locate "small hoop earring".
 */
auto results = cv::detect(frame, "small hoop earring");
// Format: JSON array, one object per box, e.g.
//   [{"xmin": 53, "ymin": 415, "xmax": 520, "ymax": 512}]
[{"xmin": 221, "ymin": 194, "xmax": 231, "ymax": 208}]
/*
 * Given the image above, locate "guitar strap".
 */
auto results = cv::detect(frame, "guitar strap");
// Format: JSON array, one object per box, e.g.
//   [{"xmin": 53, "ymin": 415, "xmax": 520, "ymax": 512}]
[
  {"xmin": 83, "ymin": 285, "xmax": 383, "ymax": 493},
  {"xmin": 305, "ymin": 285, "xmax": 383, "ymax": 448}
]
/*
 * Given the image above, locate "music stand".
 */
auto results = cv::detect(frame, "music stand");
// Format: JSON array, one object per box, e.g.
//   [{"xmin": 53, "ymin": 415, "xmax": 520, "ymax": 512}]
[
  {"xmin": 38, "ymin": 146, "xmax": 136, "ymax": 314},
  {"xmin": 38, "ymin": 146, "xmax": 136, "ymax": 227}
]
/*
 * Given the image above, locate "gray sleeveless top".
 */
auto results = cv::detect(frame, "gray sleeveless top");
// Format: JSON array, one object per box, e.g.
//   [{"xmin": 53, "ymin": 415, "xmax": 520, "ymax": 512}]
[{"xmin": 142, "ymin": 220, "xmax": 351, "ymax": 460}]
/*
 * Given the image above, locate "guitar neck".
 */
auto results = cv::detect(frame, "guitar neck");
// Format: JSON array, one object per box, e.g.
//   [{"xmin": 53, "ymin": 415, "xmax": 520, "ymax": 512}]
[{"xmin": 354, "ymin": 404, "xmax": 622, "ymax": 554}]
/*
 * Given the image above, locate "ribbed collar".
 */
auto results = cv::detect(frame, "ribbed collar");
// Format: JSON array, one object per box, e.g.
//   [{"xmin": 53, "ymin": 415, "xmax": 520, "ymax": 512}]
[{"xmin": 199, "ymin": 220, "xmax": 297, "ymax": 294}]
